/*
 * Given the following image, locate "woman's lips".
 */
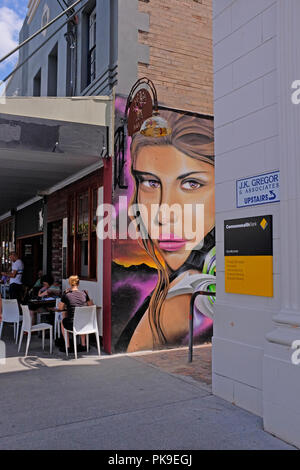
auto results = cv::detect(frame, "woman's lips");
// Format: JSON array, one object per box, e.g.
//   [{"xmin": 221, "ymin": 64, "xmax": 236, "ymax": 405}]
[{"xmin": 158, "ymin": 237, "xmax": 187, "ymax": 252}]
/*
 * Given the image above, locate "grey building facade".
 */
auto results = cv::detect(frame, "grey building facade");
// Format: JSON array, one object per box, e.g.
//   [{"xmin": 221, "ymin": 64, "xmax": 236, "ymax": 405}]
[{"xmin": 6, "ymin": 0, "xmax": 149, "ymax": 99}]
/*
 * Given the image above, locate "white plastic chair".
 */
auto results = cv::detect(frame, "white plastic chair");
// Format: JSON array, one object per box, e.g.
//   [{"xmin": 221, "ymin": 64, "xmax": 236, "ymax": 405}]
[
  {"xmin": 64, "ymin": 305, "xmax": 101, "ymax": 359},
  {"xmin": 54, "ymin": 298, "xmax": 62, "ymax": 340},
  {"xmin": 18, "ymin": 305, "xmax": 53, "ymax": 357},
  {"xmin": 0, "ymin": 299, "xmax": 23, "ymax": 343}
]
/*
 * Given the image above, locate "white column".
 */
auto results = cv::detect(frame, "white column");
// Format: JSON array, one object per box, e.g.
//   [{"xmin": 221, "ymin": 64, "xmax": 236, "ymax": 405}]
[{"xmin": 263, "ymin": 0, "xmax": 300, "ymax": 448}]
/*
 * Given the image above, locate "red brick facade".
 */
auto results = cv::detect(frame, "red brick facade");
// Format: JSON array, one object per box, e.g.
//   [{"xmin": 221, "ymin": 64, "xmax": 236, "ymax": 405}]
[{"xmin": 138, "ymin": 0, "xmax": 213, "ymax": 115}]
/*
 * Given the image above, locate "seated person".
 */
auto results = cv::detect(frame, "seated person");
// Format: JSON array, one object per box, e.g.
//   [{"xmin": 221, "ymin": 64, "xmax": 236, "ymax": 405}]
[
  {"xmin": 33, "ymin": 270, "xmax": 43, "ymax": 289},
  {"xmin": 30, "ymin": 276, "xmax": 55, "ymax": 324},
  {"xmin": 57, "ymin": 275, "xmax": 93, "ymax": 353},
  {"xmin": 37, "ymin": 276, "xmax": 53, "ymax": 298},
  {"xmin": 47, "ymin": 279, "xmax": 61, "ymax": 298},
  {"xmin": 29, "ymin": 270, "xmax": 43, "ymax": 297},
  {"xmin": 0, "ymin": 274, "xmax": 9, "ymax": 284}
]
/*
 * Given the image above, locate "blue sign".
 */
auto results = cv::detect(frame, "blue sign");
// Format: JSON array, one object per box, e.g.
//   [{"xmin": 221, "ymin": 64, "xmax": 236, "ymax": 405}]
[{"xmin": 236, "ymin": 171, "xmax": 280, "ymax": 208}]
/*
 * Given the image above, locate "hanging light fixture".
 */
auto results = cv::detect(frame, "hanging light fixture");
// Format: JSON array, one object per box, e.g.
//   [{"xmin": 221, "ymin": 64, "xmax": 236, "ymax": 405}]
[
  {"xmin": 124, "ymin": 77, "xmax": 171, "ymax": 138},
  {"xmin": 140, "ymin": 110, "xmax": 171, "ymax": 137}
]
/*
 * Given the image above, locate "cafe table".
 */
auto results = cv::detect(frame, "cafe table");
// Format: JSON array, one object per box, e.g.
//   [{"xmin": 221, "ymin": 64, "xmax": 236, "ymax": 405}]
[
  {"xmin": 28, "ymin": 297, "xmax": 56, "ymax": 308},
  {"xmin": 28, "ymin": 297, "xmax": 56, "ymax": 324}
]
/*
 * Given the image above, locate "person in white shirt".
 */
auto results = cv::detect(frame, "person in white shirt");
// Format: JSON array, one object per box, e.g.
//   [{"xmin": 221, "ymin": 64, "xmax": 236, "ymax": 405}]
[{"xmin": 1, "ymin": 252, "xmax": 24, "ymax": 302}]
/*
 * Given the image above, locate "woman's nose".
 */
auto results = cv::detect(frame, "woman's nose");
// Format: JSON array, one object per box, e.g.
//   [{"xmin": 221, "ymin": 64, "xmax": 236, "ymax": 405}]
[
  {"xmin": 156, "ymin": 204, "xmax": 180, "ymax": 225},
  {"xmin": 160, "ymin": 186, "xmax": 181, "ymax": 223},
  {"xmin": 156, "ymin": 199, "xmax": 183, "ymax": 228},
  {"xmin": 151, "ymin": 186, "xmax": 181, "ymax": 226}
]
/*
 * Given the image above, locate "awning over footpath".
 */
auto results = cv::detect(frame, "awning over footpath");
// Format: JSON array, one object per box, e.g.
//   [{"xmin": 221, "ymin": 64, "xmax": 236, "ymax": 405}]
[{"xmin": 0, "ymin": 96, "xmax": 113, "ymax": 216}]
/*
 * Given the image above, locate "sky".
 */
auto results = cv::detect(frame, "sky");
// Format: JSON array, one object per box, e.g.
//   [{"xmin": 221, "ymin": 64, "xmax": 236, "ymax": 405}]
[{"xmin": 0, "ymin": 0, "xmax": 28, "ymax": 92}]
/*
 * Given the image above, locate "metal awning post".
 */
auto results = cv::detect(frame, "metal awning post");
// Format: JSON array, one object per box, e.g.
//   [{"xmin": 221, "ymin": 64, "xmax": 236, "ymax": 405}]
[{"xmin": 188, "ymin": 290, "xmax": 216, "ymax": 363}]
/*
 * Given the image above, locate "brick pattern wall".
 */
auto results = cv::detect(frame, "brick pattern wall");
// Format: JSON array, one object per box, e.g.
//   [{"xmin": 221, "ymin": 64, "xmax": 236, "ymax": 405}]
[
  {"xmin": 138, "ymin": 0, "xmax": 213, "ymax": 115},
  {"xmin": 50, "ymin": 220, "xmax": 63, "ymax": 281}
]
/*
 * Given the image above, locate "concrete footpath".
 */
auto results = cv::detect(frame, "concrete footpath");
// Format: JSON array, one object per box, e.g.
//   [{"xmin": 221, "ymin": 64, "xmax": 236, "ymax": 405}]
[{"xmin": 0, "ymin": 340, "xmax": 295, "ymax": 450}]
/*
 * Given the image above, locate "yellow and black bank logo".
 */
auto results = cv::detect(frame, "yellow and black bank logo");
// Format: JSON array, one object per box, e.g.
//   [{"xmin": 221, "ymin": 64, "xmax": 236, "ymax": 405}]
[
  {"xmin": 224, "ymin": 215, "xmax": 273, "ymax": 297},
  {"xmin": 260, "ymin": 218, "xmax": 268, "ymax": 230}
]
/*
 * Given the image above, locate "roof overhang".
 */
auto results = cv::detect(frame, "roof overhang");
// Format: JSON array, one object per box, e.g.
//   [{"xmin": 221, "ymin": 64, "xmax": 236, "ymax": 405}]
[
  {"xmin": 0, "ymin": 96, "xmax": 113, "ymax": 127},
  {"xmin": 0, "ymin": 96, "xmax": 114, "ymax": 218}
]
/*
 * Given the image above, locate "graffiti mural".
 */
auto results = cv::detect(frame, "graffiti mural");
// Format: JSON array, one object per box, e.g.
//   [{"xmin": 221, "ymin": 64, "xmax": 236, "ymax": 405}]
[{"xmin": 112, "ymin": 96, "xmax": 215, "ymax": 352}]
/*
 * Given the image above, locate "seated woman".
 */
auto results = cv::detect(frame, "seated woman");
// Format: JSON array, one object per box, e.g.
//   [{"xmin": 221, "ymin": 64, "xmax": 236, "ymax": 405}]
[
  {"xmin": 33, "ymin": 270, "xmax": 43, "ymax": 289},
  {"xmin": 47, "ymin": 278, "xmax": 61, "ymax": 298},
  {"xmin": 57, "ymin": 275, "xmax": 93, "ymax": 353},
  {"xmin": 30, "ymin": 276, "xmax": 54, "ymax": 325},
  {"xmin": 37, "ymin": 275, "xmax": 52, "ymax": 298}
]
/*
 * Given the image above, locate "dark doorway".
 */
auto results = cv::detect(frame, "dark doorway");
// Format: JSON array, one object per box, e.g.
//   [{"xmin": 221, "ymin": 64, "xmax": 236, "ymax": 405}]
[
  {"xmin": 18, "ymin": 235, "xmax": 43, "ymax": 287},
  {"xmin": 33, "ymin": 69, "xmax": 41, "ymax": 96}
]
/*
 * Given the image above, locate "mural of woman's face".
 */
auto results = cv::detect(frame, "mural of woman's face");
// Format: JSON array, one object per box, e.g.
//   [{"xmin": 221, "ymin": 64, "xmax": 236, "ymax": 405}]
[{"xmin": 134, "ymin": 145, "xmax": 215, "ymax": 272}]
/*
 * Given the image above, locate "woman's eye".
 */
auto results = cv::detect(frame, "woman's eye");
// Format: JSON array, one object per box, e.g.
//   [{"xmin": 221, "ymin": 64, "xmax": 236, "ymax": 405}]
[
  {"xmin": 181, "ymin": 180, "xmax": 203, "ymax": 190},
  {"xmin": 141, "ymin": 180, "xmax": 160, "ymax": 189}
]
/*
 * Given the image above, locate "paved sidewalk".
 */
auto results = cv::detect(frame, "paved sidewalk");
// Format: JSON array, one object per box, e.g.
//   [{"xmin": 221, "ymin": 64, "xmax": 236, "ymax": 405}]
[
  {"xmin": 0, "ymin": 336, "xmax": 295, "ymax": 450},
  {"xmin": 135, "ymin": 344, "xmax": 212, "ymax": 385}
]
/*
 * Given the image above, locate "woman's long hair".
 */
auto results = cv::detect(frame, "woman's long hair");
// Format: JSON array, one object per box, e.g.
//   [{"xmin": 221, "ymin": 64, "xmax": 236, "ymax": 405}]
[{"xmin": 130, "ymin": 110, "xmax": 214, "ymax": 348}]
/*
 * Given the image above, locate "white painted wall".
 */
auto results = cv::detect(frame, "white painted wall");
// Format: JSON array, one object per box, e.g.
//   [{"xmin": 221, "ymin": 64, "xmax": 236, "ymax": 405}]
[
  {"xmin": 213, "ymin": 0, "xmax": 279, "ymax": 416},
  {"xmin": 262, "ymin": 0, "xmax": 300, "ymax": 448}
]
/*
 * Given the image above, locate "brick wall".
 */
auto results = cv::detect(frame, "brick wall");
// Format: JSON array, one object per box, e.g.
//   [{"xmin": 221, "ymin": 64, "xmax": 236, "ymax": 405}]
[
  {"xmin": 50, "ymin": 220, "xmax": 63, "ymax": 281},
  {"xmin": 138, "ymin": 0, "xmax": 213, "ymax": 115}
]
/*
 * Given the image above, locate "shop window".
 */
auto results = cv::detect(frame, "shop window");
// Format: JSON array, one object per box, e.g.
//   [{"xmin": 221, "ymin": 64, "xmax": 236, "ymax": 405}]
[
  {"xmin": 90, "ymin": 188, "xmax": 98, "ymax": 280},
  {"xmin": 67, "ymin": 187, "xmax": 98, "ymax": 280},
  {"xmin": 68, "ymin": 196, "xmax": 75, "ymax": 276},
  {"xmin": 0, "ymin": 219, "xmax": 14, "ymax": 272},
  {"xmin": 78, "ymin": 191, "xmax": 89, "ymax": 278}
]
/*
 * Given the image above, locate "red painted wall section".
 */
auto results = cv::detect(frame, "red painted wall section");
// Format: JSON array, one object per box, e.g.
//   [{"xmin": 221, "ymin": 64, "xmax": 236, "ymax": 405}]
[{"xmin": 102, "ymin": 157, "xmax": 112, "ymax": 354}]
